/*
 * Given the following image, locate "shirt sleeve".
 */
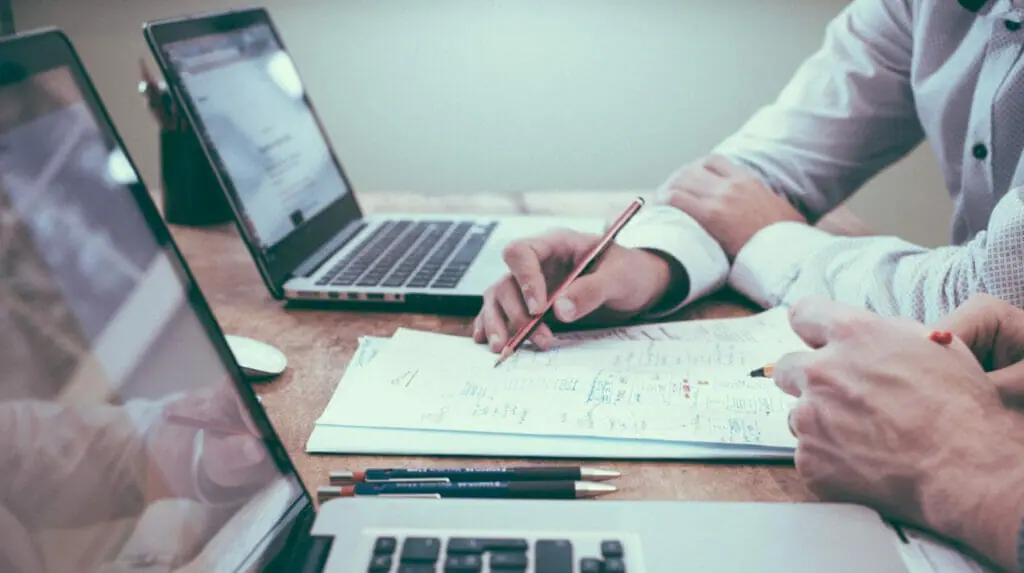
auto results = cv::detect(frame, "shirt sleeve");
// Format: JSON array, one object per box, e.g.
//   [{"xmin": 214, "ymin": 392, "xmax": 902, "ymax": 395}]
[
  {"xmin": 614, "ymin": 204, "xmax": 729, "ymax": 318},
  {"xmin": 711, "ymin": 0, "xmax": 924, "ymax": 221},
  {"xmin": 728, "ymin": 187, "xmax": 1024, "ymax": 323}
]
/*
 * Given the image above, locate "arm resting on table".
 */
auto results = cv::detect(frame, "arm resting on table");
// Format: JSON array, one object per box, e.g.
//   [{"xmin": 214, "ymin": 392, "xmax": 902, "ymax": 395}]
[{"xmin": 728, "ymin": 187, "xmax": 1024, "ymax": 322}]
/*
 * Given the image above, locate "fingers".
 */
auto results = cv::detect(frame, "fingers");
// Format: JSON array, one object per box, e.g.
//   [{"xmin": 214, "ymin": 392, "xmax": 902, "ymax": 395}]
[
  {"xmin": 476, "ymin": 277, "xmax": 556, "ymax": 352},
  {"xmin": 932, "ymin": 294, "xmax": 1020, "ymax": 365},
  {"xmin": 772, "ymin": 351, "xmax": 815, "ymax": 397},
  {"xmin": 552, "ymin": 274, "xmax": 611, "ymax": 323},
  {"xmin": 990, "ymin": 361, "xmax": 1024, "ymax": 406},
  {"xmin": 702, "ymin": 154, "xmax": 745, "ymax": 178},
  {"xmin": 503, "ymin": 229, "xmax": 591, "ymax": 316},
  {"xmin": 786, "ymin": 296, "xmax": 875, "ymax": 349}
]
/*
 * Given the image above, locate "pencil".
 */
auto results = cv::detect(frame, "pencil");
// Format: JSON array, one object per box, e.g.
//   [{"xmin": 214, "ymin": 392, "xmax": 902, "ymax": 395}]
[
  {"xmin": 748, "ymin": 329, "xmax": 957, "ymax": 378},
  {"xmin": 494, "ymin": 197, "xmax": 646, "ymax": 367}
]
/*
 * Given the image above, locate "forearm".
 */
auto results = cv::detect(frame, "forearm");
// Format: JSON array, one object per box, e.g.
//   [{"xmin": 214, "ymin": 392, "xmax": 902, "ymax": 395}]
[{"xmin": 728, "ymin": 211, "xmax": 1024, "ymax": 324}]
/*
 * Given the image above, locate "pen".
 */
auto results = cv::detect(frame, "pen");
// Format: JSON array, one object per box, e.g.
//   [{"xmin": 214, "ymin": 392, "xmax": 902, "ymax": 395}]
[
  {"xmin": 749, "ymin": 329, "xmax": 958, "ymax": 378},
  {"xmin": 494, "ymin": 197, "xmax": 646, "ymax": 367},
  {"xmin": 329, "ymin": 466, "xmax": 620, "ymax": 484},
  {"xmin": 316, "ymin": 480, "xmax": 616, "ymax": 502}
]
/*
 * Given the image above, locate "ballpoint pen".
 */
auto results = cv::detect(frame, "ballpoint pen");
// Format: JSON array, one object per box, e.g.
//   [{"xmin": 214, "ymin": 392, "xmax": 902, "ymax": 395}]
[
  {"xmin": 316, "ymin": 480, "xmax": 616, "ymax": 502},
  {"xmin": 494, "ymin": 197, "xmax": 645, "ymax": 367},
  {"xmin": 329, "ymin": 466, "xmax": 621, "ymax": 484}
]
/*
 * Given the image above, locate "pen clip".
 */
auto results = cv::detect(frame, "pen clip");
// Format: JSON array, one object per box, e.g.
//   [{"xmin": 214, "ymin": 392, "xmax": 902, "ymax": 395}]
[
  {"xmin": 365, "ymin": 477, "xmax": 451, "ymax": 484},
  {"xmin": 377, "ymin": 494, "xmax": 443, "ymax": 499}
]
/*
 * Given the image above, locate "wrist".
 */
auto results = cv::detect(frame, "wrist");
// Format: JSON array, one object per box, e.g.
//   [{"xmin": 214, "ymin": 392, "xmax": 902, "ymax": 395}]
[
  {"xmin": 919, "ymin": 412, "xmax": 1024, "ymax": 571},
  {"xmin": 636, "ymin": 248, "xmax": 689, "ymax": 315}
]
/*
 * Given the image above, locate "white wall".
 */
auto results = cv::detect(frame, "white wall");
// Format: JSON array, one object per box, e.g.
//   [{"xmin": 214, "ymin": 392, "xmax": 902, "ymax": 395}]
[{"xmin": 14, "ymin": 0, "xmax": 953, "ymax": 246}]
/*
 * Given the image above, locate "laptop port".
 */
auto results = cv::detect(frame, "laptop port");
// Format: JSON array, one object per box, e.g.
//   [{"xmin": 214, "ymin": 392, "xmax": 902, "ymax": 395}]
[{"xmin": 366, "ymin": 293, "xmax": 385, "ymax": 301}]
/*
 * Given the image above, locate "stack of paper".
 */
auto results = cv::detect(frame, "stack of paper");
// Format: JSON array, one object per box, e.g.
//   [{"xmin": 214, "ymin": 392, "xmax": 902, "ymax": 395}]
[{"xmin": 307, "ymin": 308, "xmax": 810, "ymax": 460}]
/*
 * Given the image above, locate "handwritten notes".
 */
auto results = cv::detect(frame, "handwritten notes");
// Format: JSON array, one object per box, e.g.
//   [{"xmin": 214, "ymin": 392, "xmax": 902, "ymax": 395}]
[
  {"xmin": 554, "ymin": 307, "xmax": 800, "ymax": 345},
  {"xmin": 317, "ymin": 311, "xmax": 807, "ymax": 449}
]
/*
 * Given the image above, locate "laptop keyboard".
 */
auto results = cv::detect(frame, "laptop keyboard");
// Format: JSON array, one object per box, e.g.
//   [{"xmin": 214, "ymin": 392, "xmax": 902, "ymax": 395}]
[
  {"xmin": 366, "ymin": 535, "xmax": 630, "ymax": 572},
  {"xmin": 314, "ymin": 220, "xmax": 497, "ymax": 291}
]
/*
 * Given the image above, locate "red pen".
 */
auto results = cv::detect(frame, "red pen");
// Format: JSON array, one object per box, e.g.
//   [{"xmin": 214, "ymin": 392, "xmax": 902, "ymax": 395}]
[{"xmin": 494, "ymin": 197, "xmax": 645, "ymax": 367}]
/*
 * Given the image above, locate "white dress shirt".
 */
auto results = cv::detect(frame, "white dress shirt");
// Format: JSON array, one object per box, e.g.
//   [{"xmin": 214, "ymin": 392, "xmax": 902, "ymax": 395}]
[{"xmin": 616, "ymin": 0, "xmax": 1024, "ymax": 323}]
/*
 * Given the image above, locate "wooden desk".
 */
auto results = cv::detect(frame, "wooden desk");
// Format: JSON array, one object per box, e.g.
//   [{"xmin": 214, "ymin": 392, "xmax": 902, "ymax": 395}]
[{"xmin": 165, "ymin": 190, "xmax": 870, "ymax": 504}]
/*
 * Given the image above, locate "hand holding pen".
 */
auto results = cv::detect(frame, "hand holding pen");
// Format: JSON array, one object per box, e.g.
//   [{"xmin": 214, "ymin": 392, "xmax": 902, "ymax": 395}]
[
  {"xmin": 748, "ymin": 329, "xmax": 958, "ymax": 378},
  {"xmin": 493, "ymin": 198, "xmax": 646, "ymax": 367}
]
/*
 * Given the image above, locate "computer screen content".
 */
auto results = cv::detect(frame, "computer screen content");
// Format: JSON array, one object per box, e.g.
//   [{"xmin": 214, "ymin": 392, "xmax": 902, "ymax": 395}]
[
  {"xmin": 163, "ymin": 23, "xmax": 351, "ymax": 250},
  {"xmin": 0, "ymin": 65, "xmax": 305, "ymax": 572}
]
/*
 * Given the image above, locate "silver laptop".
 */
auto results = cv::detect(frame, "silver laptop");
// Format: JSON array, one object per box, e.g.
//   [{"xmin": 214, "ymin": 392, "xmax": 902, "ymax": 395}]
[
  {"xmin": 0, "ymin": 27, "xmax": 971, "ymax": 573},
  {"xmin": 142, "ymin": 7, "xmax": 604, "ymax": 313}
]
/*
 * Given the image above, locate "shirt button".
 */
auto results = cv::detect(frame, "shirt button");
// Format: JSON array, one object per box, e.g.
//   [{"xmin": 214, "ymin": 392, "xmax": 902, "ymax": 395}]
[
  {"xmin": 972, "ymin": 143, "xmax": 988, "ymax": 160},
  {"xmin": 1006, "ymin": 20, "xmax": 1022, "ymax": 31}
]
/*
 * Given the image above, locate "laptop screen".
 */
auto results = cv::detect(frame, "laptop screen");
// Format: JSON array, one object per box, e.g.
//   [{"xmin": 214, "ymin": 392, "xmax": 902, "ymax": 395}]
[
  {"xmin": 0, "ymin": 37, "xmax": 307, "ymax": 573},
  {"xmin": 162, "ymin": 22, "xmax": 352, "ymax": 252}
]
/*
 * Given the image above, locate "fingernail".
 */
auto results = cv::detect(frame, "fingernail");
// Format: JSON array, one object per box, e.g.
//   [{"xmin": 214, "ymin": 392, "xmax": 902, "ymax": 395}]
[
  {"xmin": 526, "ymin": 297, "xmax": 542, "ymax": 315},
  {"xmin": 554, "ymin": 298, "xmax": 576, "ymax": 322},
  {"xmin": 489, "ymin": 334, "xmax": 501, "ymax": 349}
]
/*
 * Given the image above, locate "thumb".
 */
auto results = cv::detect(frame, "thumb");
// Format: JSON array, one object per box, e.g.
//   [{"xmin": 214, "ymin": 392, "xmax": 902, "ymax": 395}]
[
  {"xmin": 991, "ymin": 361, "xmax": 1024, "ymax": 407},
  {"xmin": 551, "ymin": 274, "xmax": 609, "ymax": 323}
]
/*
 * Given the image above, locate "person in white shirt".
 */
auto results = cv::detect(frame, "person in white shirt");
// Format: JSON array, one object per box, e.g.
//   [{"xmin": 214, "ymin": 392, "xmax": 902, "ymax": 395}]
[{"xmin": 472, "ymin": 0, "xmax": 1024, "ymax": 352}]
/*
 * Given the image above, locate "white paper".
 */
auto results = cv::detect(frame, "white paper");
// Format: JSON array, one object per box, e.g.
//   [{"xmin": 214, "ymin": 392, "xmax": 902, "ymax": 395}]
[
  {"xmin": 554, "ymin": 307, "xmax": 799, "ymax": 345},
  {"xmin": 319, "ymin": 319, "xmax": 805, "ymax": 448}
]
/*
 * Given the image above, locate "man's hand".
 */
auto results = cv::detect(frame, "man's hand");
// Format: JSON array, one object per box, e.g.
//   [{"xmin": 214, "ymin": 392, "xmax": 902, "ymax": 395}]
[
  {"xmin": 773, "ymin": 297, "xmax": 1024, "ymax": 572},
  {"xmin": 473, "ymin": 229, "xmax": 674, "ymax": 352},
  {"xmin": 659, "ymin": 154, "xmax": 805, "ymax": 258},
  {"xmin": 934, "ymin": 293, "xmax": 1024, "ymax": 405}
]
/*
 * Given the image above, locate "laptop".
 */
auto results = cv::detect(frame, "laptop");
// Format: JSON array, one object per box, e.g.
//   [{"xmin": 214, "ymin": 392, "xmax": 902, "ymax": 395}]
[
  {"xmin": 0, "ymin": 28, "xmax": 971, "ymax": 573},
  {"xmin": 141, "ymin": 6, "xmax": 604, "ymax": 313}
]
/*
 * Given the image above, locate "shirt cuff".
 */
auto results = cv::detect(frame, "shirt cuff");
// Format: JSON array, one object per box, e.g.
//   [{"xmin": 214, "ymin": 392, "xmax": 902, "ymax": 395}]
[
  {"xmin": 614, "ymin": 204, "xmax": 729, "ymax": 318},
  {"xmin": 729, "ymin": 222, "xmax": 838, "ymax": 308}
]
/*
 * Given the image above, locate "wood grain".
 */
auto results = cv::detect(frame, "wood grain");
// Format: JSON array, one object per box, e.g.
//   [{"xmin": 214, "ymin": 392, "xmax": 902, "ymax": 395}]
[{"xmin": 164, "ymin": 191, "xmax": 871, "ymax": 505}]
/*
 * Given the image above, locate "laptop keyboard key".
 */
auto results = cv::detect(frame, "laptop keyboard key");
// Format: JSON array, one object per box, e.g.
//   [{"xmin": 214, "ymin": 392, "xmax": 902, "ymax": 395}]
[
  {"xmin": 401, "ymin": 537, "xmax": 441, "ymax": 563},
  {"xmin": 374, "ymin": 537, "xmax": 397, "ymax": 555},
  {"xmin": 535, "ymin": 540, "xmax": 573, "ymax": 573},
  {"xmin": 397, "ymin": 565, "xmax": 435, "ymax": 573},
  {"xmin": 604, "ymin": 557, "xmax": 626, "ymax": 572},
  {"xmin": 367, "ymin": 554, "xmax": 391, "ymax": 572},
  {"xmin": 444, "ymin": 554, "xmax": 483, "ymax": 572},
  {"xmin": 601, "ymin": 540, "xmax": 624, "ymax": 558},
  {"xmin": 445, "ymin": 538, "xmax": 529, "ymax": 554},
  {"xmin": 580, "ymin": 558, "xmax": 602, "ymax": 573},
  {"xmin": 490, "ymin": 551, "xmax": 528, "ymax": 569}
]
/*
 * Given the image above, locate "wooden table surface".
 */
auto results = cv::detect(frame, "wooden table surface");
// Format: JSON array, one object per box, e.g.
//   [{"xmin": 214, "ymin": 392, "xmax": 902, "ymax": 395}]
[{"xmin": 164, "ymin": 190, "xmax": 871, "ymax": 505}]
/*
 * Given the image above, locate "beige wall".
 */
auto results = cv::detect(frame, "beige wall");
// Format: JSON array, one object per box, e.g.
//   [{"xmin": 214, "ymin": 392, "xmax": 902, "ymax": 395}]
[{"xmin": 15, "ymin": 0, "xmax": 952, "ymax": 246}]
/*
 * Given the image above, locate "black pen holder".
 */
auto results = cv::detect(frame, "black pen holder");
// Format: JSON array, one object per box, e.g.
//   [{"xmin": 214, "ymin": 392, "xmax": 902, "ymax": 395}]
[{"xmin": 159, "ymin": 125, "xmax": 233, "ymax": 227}]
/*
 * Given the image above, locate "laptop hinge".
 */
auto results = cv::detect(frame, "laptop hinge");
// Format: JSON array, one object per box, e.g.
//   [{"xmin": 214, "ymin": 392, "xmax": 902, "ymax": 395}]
[{"xmin": 293, "ymin": 221, "xmax": 367, "ymax": 278}]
